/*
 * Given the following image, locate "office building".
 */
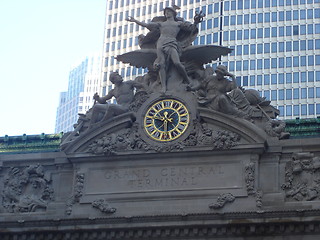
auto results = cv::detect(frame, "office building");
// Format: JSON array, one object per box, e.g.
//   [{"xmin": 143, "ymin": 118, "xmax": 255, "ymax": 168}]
[
  {"xmin": 102, "ymin": 0, "xmax": 320, "ymax": 119},
  {"xmin": 55, "ymin": 53, "xmax": 102, "ymax": 133}
]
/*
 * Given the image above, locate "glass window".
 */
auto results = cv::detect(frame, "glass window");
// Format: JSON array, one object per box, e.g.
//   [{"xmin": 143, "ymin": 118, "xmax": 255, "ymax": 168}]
[
  {"xmin": 279, "ymin": 27, "xmax": 284, "ymax": 36},
  {"xmin": 251, "ymin": 29, "xmax": 257, "ymax": 39},
  {"xmin": 308, "ymin": 40, "xmax": 314, "ymax": 50},
  {"xmin": 301, "ymin": 104, "xmax": 307, "ymax": 116},
  {"xmin": 272, "ymin": 43, "xmax": 277, "ymax": 53},
  {"xmin": 279, "ymin": 106, "xmax": 284, "ymax": 117},
  {"xmin": 272, "ymin": 0, "xmax": 277, "ymax": 6},
  {"xmin": 279, "ymin": 11, "xmax": 285, "ymax": 21},
  {"xmin": 264, "ymin": 59, "xmax": 270, "ymax": 69},
  {"xmin": 214, "ymin": 18, "xmax": 219, "ymax": 28},
  {"xmin": 286, "ymin": 73, "xmax": 292, "ymax": 83},
  {"xmin": 279, "ymin": 42, "xmax": 284, "ymax": 52},
  {"xmin": 250, "ymin": 76, "xmax": 255, "ymax": 86},
  {"xmin": 251, "ymin": 14, "xmax": 257, "ymax": 23},
  {"xmin": 308, "ymin": 71, "xmax": 314, "ymax": 82},
  {"xmin": 286, "ymin": 57, "xmax": 292, "ymax": 67},
  {"xmin": 279, "ymin": 89, "xmax": 285, "ymax": 100},
  {"xmin": 207, "ymin": 34, "xmax": 212, "ymax": 44},
  {"xmin": 243, "ymin": 60, "xmax": 249, "ymax": 70},
  {"xmin": 293, "ymin": 10, "xmax": 299, "ymax": 21},
  {"xmin": 250, "ymin": 60, "xmax": 256, "ymax": 70},
  {"xmin": 271, "ymin": 74, "xmax": 277, "ymax": 84},
  {"xmin": 230, "ymin": 31, "xmax": 236, "ymax": 40},
  {"xmin": 237, "ymin": 15, "xmax": 243, "ymax": 25},
  {"xmin": 237, "ymin": 30, "xmax": 243, "ymax": 40},
  {"xmin": 224, "ymin": 1, "xmax": 230, "ymax": 10},
  {"xmin": 258, "ymin": 13, "xmax": 263, "ymax": 23},
  {"xmin": 264, "ymin": 75, "xmax": 270, "ymax": 84},
  {"xmin": 293, "ymin": 41, "xmax": 299, "ymax": 51},
  {"xmin": 244, "ymin": 29, "xmax": 249, "ymax": 39},
  {"xmin": 258, "ymin": 0, "xmax": 263, "ymax": 7},
  {"xmin": 244, "ymin": 45, "xmax": 249, "ymax": 54},
  {"xmin": 293, "ymin": 72, "xmax": 299, "ymax": 83},
  {"xmin": 300, "ymin": 10, "xmax": 306, "ymax": 19},
  {"xmin": 293, "ymin": 105, "xmax": 299, "ymax": 116},
  {"xmin": 265, "ymin": 28, "xmax": 271, "ymax": 38},
  {"xmin": 257, "ymin": 43, "xmax": 263, "ymax": 53},
  {"xmin": 301, "ymin": 25, "xmax": 306, "ymax": 35},
  {"xmin": 316, "ymin": 55, "xmax": 320, "ymax": 65},
  {"xmin": 257, "ymin": 75, "xmax": 262, "ymax": 85},
  {"xmin": 308, "ymin": 24, "xmax": 314, "ymax": 34},
  {"xmin": 243, "ymin": 76, "xmax": 248, "ymax": 86},
  {"xmin": 286, "ymin": 42, "xmax": 292, "ymax": 51},
  {"xmin": 301, "ymin": 56, "xmax": 306, "ymax": 66},
  {"xmin": 265, "ymin": 13, "xmax": 270, "ymax": 22},
  {"xmin": 223, "ymin": 16, "xmax": 229, "ymax": 26},
  {"xmin": 286, "ymin": 26, "xmax": 292, "ymax": 36},
  {"xmin": 244, "ymin": 14, "xmax": 250, "ymax": 23},
  {"xmin": 307, "ymin": 9, "xmax": 313, "ymax": 19},
  {"xmin": 286, "ymin": 0, "xmax": 292, "ymax": 5},
  {"xmin": 301, "ymin": 88, "xmax": 307, "ymax": 98},
  {"xmin": 316, "ymin": 71, "xmax": 320, "ymax": 81},
  {"xmin": 264, "ymin": 90, "xmax": 270, "ymax": 100},
  {"xmin": 258, "ymin": 28, "xmax": 263, "ymax": 38},
  {"xmin": 229, "ymin": 61, "xmax": 235, "ymax": 71},
  {"xmin": 308, "ymin": 88, "xmax": 315, "ymax": 98},
  {"xmin": 236, "ymin": 45, "xmax": 242, "ymax": 55},
  {"xmin": 279, "ymin": 73, "xmax": 284, "ymax": 84},
  {"xmin": 286, "ymin": 11, "xmax": 292, "ymax": 20},
  {"xmin": 257, "ymin": 59, "xmax": 263, "ymax": 70},
  {"xmin": 231, "ymin": 1, "xmax": 237, "ymax": 9},
  {"xmin": 316, "ymin": 24, "xmax": 320, "ymax": 34},
  {"xmin": 301, "ymin": 72, "xmax": 307, "ymax": 82},
  {"xmin": 308, "ymin": 56, "xmax": 314, "ymax": 66},
  {"xmin": 223, "ymin": 31, "xmax": 229, "ymax": 41},
  {"xmin": 301, "ymin": 40, "xmax": 306, "ymax": 50},
  {"xmin": 231, "ymin": 16, "xmax": 236, "ymax": 25},
  {"xmin": 315, "ymin": 8, "xmax": 320, "ymax": 18},
  {"xmin": 271, "ymin": 90, "xmax": 277, "ymax": 101},
  {"xmin": 279, "ymin": 58, "xmax": 285, "ymax": 68},
  {"xmin": 317, "ymin": 87, "xmax": 320, "ymax": 97},
  {"xmin": 272, "ymin": 12, "xmax": 277, "ymax": 22},
  {"xmin": 271, "ymin": 58, "xmax": 277, "ymax": 68},
  {"xmin": 286, "ymin": 105, "xmax": 292, "ymax": 116},
  {"xmin": 250, "ymin": 44, "xmax": 256, "ymax": 54},
  {"xmin": 309, "ymin": 104, "xmax": 315, "ymax": 115},
  {"xmin": 252, "ymin": 0, "xmax": 257, "ymax": 8},
  {"xmin": 293, "ymin": 88, "xmax": 299, "ymax": 99},
  {"xmin": 272, "ymin": 27, "xmax": 277, "ymax": 37},
  {"xmin": 293, "ymin": 25, "xmax": 299, "ymax": 35},
  {"xmin": 293, "ymin": 57, "xmax": 299, "ymax": 67}
]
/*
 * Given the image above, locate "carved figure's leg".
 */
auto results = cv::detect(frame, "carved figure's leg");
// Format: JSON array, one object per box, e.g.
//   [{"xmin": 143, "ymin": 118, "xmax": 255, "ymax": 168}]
[
  {"xmin": 154, "ymin": 50, "xmax": 167, "ymax": 93},
  {"xmin": 89, "ymin": 104, "xmax": 109, "ymax": 126},
  {"xmin": 170, "ymin": 50, "xmax": 190, "ymax": 84},
  {"xmin": 102, "ymin": 105, "xmax": 127, "ymax": 121}
]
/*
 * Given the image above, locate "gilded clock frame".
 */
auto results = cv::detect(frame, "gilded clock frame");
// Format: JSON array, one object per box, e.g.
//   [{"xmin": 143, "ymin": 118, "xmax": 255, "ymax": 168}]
[{"xmin": 143, "ymin": 99, "xmax": 190, "ymax": 142}]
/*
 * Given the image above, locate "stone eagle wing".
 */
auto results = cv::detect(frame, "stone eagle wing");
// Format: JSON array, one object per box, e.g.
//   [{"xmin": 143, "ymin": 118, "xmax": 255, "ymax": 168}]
[
  {"xmin": 181, "ymin": 45, "xmax": 233, "ymax": 65},
  {"xmin": 116, "ymin": 49, "xmax": 157, "ymax": 69}
]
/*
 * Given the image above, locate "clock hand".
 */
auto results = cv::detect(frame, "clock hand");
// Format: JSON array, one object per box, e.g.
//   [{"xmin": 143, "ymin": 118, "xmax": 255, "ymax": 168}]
[{"xmin": 164, "ymin": 120, "xmax": 168, "ymax": 133}]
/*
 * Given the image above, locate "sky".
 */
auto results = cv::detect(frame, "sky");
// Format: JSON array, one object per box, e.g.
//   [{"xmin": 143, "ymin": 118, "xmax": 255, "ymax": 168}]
[{"xmin": 0, "ymin": 0, "xmax": 106, "ymax": 136}]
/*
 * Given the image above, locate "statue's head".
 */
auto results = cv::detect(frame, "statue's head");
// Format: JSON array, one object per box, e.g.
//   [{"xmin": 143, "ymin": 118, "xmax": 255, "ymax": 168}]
[
  {"xmin": 214, "ymin": 65, "xmax": 228, "ymax": 77},
  {"xmin": 109, "ymin": 72, "xmax": 123, "ymax": 84},
  {"xmin": 164, "ymin": 7, "xmax": 177, "ymax": 18}
]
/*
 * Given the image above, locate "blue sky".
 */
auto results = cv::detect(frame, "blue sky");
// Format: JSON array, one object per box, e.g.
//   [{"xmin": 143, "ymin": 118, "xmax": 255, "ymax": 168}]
[{"xmin": 0, "ymin": 0, "xmax": 106, "ymax": 136}]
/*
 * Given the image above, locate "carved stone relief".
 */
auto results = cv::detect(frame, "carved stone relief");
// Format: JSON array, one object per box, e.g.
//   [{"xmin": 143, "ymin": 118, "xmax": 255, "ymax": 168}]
[
  {"xmin": 66, "ymin": 173, "xmax": 85, "ymax": 215},
  {"xmin": 2, "ymin": 164, "xmax": 54, "ymax": 213},
  {"xmin": 92, "ymin": 199, "xmax": 116, "ymax": 214},
  {"xmin": 245, "ymin": 162, "xmax": 263, "ymax": 208},
  {"xmin": 88, "ymin": 120, "xmax": 241, "ymax": 155},
  {"xmin": 209, "ymin": 193, "xmax": 235, "ymax": 209},
  {"xmin": 282, "ymin": 152, "xmax": 320, "ymax": 201}
]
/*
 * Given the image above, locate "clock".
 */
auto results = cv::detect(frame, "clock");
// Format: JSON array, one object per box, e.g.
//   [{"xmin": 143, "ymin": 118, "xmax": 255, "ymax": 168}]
[{"xmin": 144, "ymin": 99, "xmax": 190, "ymax": 142}]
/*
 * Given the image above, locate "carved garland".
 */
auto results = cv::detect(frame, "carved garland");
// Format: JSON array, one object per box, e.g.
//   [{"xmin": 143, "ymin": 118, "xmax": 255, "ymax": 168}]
[
  {"xmin": 66, "ymin": 172, "xmax": 85, "ymax": 215},
  {"xmin": 88, "ymin": 121, "xmax": 241, "ymax": 155}
]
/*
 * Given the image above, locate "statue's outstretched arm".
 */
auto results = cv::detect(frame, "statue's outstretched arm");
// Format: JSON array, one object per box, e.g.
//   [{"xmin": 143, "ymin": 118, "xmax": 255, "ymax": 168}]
[
  {"xmin": 93, "ymin": 91, "xmax": 114, "ymax": 104},
  {"xmin": 126, "ymin": 16, "xmax": 159, "ymax": 30}
]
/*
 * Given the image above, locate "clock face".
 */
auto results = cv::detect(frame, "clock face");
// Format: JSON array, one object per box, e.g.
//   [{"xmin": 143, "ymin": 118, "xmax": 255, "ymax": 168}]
[{"xmin": 144, "ymin": 99, "xmax": 189, "ymax": 142}]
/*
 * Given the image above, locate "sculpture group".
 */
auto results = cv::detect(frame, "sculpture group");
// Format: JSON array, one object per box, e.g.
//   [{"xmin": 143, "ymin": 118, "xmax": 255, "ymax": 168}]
[{"xmin": 62, "ymin": 5, "xmax": 289, "ymax": 149}]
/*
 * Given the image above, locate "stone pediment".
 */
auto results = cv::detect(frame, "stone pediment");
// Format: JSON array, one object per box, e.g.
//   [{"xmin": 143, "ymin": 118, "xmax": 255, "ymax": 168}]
[{"xmin": 60, "ymin": 89, "xmax": 269, "ymax": 156}]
